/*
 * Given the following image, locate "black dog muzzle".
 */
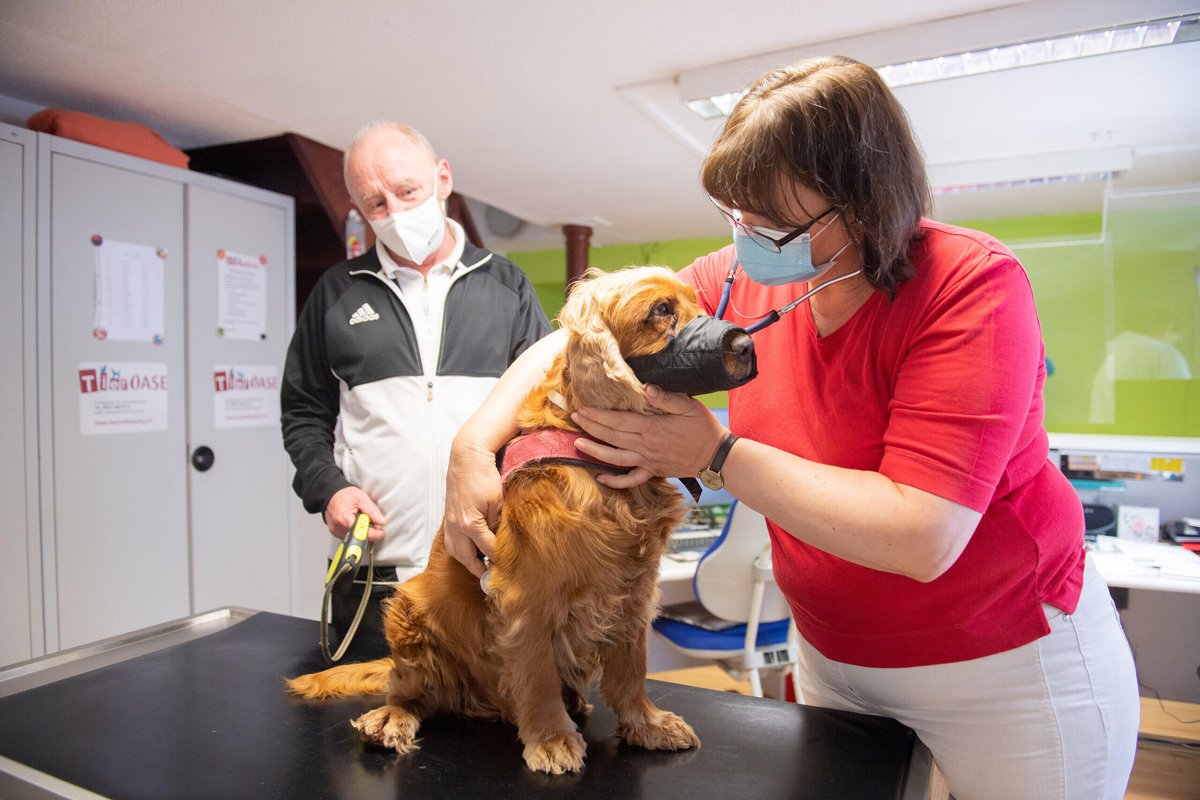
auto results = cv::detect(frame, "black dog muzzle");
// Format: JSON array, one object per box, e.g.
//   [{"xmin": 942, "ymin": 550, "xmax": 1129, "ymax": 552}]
[{"xmin": 627, "ymin": 315, "xmax": 757, "ymax": 396}]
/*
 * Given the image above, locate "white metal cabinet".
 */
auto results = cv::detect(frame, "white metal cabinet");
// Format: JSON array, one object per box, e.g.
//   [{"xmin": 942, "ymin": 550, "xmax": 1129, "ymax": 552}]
[
  {"xmin": 185, "ymin": 185, "xmax": 293, "ymax": 615},
  {"xmin": 31, "ymin": 133, "xmax": 296, "ymax": 653},
  {"xmin": 40, "ymin": 145, "xmax": 191, "ymax": 649},
  {"xmin": 0, "ymin": 125, "xmax": 40, "ymax": 665}
]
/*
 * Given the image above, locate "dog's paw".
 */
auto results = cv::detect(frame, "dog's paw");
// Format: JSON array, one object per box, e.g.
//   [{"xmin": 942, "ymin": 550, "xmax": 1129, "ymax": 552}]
[
  {"xmin": 523, "ymin": 730, "xmax": 587, "ymax": 774},
  {"xmin": 621, "ymin": 710, "xmax": 700, "ymax": 751},
  {"xmin": 567, "ymin": 695, "xmax": 594, "ymax": 717},
  {"xmin": 351, "ymin": 705, "xmax": 421, "ymax": 755}
]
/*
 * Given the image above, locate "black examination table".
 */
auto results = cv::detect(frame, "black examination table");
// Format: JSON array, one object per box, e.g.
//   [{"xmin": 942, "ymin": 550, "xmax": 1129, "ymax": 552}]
[{"xmin": 0, "ymin": 609, "xmax": 932, "ymax": 799}]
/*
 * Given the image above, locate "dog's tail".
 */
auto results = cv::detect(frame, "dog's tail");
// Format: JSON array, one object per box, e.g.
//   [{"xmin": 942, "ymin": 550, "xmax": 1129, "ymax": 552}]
[{"xmin": 285, "ymin": 657, "xmax": 393, "ymax": 699}]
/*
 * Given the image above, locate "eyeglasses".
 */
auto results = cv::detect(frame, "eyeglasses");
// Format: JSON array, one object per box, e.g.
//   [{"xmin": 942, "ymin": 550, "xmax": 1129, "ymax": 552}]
[{"xmin": 710, "ymin": 196, "xmax": 838, "ymax": 253}]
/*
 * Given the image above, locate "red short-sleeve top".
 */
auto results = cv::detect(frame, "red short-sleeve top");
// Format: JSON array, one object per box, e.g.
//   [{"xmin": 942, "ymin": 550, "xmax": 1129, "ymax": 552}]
[{"xmin": 680, "ymin": 220, "xmax": 1084, "ymax": 668}]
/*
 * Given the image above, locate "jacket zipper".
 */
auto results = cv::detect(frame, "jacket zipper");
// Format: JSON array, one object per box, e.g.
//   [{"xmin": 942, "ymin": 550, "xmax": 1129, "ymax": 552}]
[
  {"xmin": 355, "ymin": 255, "xmax": 489, "ymax": 549},
  {"xmin": 423, "ymin": 274, "xmax": 436, "ymax": 539}
]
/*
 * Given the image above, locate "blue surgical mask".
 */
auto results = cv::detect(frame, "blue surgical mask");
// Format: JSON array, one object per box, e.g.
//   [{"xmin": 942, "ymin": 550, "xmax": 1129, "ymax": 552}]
[
  {"xmin": 734, "ymin": 215, "xmax": 849, "ymax": 287},
  {"xmin": 734, "ymin": 226, "xmax": 849, "ymax": 286}
]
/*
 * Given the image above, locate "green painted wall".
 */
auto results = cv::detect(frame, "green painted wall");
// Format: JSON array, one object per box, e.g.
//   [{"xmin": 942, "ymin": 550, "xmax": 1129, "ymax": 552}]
[
  {"xmin": 509, "ymin": 199, "xmax": 1200, "ymax": 436},
  {"xmin": 963, "ymin": 204, "xmax": 1199, "ymax": 437},
  {"xmin": 512, "ymin": 236, "xmax": 729, "ymax": 322}
]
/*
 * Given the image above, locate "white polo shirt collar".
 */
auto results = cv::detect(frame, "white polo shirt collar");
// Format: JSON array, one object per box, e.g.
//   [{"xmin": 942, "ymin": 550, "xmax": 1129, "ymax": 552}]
[{"xmin": 374, "ymin": 219, "xmax": 467, "ymax": 376}]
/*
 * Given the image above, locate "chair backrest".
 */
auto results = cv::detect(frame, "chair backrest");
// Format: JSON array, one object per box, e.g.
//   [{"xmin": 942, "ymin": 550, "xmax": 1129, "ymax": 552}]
[{"xmin": 693, "ymin": 500, "xmax": 791, "ymax": 623}]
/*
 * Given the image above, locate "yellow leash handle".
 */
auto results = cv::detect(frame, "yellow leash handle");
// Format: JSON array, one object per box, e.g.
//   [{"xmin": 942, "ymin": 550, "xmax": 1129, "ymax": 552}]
[
  {"xmin": 320, "ymin": 513, "xmax": 374, "ymax": 662},
  {"xmin": 326, "ymin": 512, "xmax": 371, "ymax": 584}
]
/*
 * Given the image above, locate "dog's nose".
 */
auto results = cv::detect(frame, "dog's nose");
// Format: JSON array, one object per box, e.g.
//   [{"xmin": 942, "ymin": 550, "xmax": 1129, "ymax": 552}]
[{"xmin": 721, "ymin": 330, "xmax": 756, "ymax": 382}]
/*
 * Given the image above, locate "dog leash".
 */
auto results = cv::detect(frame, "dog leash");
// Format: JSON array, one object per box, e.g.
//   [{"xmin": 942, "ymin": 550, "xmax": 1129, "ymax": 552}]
[{"xmin": 320, "ymin": 512, "xmax": 375, "ymax": 662}]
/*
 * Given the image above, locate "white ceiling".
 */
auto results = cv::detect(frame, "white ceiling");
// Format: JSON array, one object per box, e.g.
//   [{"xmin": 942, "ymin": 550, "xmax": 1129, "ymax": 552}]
[{"xmin": 1, "ymin": 0, "xmax": 1197, "ymax": 252}]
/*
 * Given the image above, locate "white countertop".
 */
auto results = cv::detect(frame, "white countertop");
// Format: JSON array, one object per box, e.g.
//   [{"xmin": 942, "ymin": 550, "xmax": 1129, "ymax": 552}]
[
  {"xmin": 659, "ymin": 552, "xmax": 703, "ymax": 583},
  {"xmin": 661, "ymin": 538, "xmax": 1200, "ymax": 595},
  {"xmin": 1088, "ymin": 538, "xmax": 1200, "ymax": 594}
]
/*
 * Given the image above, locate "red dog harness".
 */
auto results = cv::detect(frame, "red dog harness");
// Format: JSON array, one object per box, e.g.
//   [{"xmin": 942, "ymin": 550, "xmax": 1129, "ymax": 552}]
[
  {"xmin": 498, "ymin": 429, "xmax": 704, "ymax": 501},
  {"xmin": 499, "ymin": 429, "xmax": 629, "ymax": 485}
]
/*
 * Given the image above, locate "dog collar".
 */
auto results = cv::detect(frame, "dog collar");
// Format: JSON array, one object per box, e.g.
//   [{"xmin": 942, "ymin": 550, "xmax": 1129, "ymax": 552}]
[
  {"xmin": 499, "ymin": 429, "xmax": 630, "ymax": 485},
  {"xmin": 498, "ymin": 429, "xmax": 704, "ymax": 503}
]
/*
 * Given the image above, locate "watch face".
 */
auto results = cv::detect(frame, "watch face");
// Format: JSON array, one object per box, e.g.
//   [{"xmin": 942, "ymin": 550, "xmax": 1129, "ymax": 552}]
[{"xmin": 699, "ymin": 468, "xmax": 724, "ymax": 491}]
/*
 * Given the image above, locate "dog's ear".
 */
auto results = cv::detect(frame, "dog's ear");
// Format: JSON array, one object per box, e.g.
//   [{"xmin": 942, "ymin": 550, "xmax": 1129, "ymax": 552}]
[{"xmin": 558, "ymin": 285, "xmax": 648, "ymax": 413}]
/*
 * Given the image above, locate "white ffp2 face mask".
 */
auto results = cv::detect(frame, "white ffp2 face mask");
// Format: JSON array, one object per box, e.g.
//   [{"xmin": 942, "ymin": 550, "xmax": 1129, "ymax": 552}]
[{"xmin": 367, "ymin": 169, "xmax": 447, "ymax": 264}]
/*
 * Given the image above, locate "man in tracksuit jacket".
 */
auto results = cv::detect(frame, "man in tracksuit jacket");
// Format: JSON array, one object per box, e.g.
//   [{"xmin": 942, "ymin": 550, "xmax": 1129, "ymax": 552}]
[{"xmin": 281, "ymin": 123, "xmax": 550, "ymax": 656}]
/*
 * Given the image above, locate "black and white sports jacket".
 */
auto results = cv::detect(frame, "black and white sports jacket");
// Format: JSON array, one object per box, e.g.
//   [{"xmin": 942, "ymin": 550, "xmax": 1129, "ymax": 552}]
[{"xmin": 281, "ymin": 241, "xmax": 550, "ymax": 578}]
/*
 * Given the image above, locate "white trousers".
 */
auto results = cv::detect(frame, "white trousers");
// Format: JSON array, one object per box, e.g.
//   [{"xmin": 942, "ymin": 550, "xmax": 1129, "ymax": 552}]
[{"xmin": 795, "ymin": 555, "xmax": 1140, "ymax": 800}]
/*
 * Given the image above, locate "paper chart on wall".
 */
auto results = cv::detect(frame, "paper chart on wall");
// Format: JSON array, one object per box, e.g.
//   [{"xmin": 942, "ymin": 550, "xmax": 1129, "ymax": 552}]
[
  {"xmin": 93, "ymin": 238, "xmax": 165, "ymax": 343},
  {"xmin": 216, "ymin": 249, "xmax": 268, "ymax": 340}
]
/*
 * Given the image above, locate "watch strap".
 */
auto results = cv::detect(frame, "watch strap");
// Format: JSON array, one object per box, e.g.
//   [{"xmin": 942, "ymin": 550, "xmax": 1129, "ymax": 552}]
[{"xmin": 707, "ymin": 432, "xmax": 739, "ymax": 477}]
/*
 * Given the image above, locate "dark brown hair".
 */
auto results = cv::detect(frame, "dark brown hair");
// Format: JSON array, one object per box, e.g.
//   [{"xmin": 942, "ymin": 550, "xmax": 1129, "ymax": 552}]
[{"xmin": 701, "ymin": 55, "xmax": 930, "ymax": 298}]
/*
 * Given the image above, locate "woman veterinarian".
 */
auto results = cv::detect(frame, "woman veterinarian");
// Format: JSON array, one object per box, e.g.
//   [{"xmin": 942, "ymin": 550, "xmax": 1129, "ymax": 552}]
[{"xmin": 443, "ymin": 55, "xmax": 1139, "ymax": 800}]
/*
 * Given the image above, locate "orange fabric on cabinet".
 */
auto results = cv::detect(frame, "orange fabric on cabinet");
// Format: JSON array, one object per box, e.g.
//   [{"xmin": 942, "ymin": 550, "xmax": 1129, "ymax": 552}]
[{"xmin": 27, "ymin": 108, "xmax": 189, "ymax": 169}]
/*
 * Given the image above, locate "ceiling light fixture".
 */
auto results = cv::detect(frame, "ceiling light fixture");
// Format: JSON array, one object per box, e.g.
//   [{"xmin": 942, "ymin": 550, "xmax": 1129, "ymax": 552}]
[
  {"xmin": 879, "ymin": 13, "xmax": 1197, "ymax": 89},
  {"xmin": 930, "ymin": 171, "xmax": 1120, "ymax": 196},
  {"xmin": 684, "ymin": 91, "xmax": 744, "ymax": 121},
  {"xmin": 683, "ymin": 12, "xmax": 1199, "ymax": 119},
  {"xmin": 927, "ymin": 146, "xmax": 1134, "ymax": 196}
]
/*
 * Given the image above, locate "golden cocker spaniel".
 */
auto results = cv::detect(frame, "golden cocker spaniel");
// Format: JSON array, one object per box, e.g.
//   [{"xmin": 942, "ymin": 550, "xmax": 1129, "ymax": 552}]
[{"xmin": 286, "ymin": 266, "xmax": 703, "ymax": 774}]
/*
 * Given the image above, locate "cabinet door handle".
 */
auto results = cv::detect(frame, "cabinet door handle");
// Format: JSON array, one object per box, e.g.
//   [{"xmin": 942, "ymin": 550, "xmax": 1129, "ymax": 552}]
[{"xmin": 191, "ymin": 446, "xmax": 215, "ymax": 472}]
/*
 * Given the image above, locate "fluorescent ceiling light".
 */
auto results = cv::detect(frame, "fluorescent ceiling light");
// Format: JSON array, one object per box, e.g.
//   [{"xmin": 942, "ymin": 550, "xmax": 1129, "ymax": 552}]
[
  {"xmin": 930, "ymin": 171, "xmax": 1119, "ymax": 196},
  {"xmin": 928, "ymin": 146, "xmax": 1134, "ymax": 195},
  {"xmin": 685, "ymin": 13, "xmax": 1199, "ymax": 118},
  {"xmin": 880, "ymin": 14, "xmax": 1196, "ymax": 88},
  {"xmin": 685, "ymin": 91, "xmax": 744, "ymax": 121}
]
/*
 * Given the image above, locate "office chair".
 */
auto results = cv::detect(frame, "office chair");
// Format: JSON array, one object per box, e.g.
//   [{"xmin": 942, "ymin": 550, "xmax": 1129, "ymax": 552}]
[{"xmin": 653, "ymin": 500, "xmax": 802, "ymax": 700}]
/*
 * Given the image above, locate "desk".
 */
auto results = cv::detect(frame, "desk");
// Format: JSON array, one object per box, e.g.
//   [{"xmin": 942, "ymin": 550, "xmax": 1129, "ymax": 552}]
[
  {"xmin": 0, "ymin": 608, "xmax": 931, "ymax": 800},
  {"xmin": 659, "ymin": 552, "xmax": 702, "ymax": 583},
  {"xmin": 1089, "ymin": 539, "xmax": 1200, "ymax": 703},
  {"xmin": 667, "ymin": 536, "xmax": 1200, "ymax": 593},
  {"xmin": 1088, "ymin": 538, "xmax": 1200, "ymax": 594}
]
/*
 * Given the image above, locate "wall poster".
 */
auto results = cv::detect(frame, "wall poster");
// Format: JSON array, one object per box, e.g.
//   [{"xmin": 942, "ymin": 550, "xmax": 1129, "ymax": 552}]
[
  {"xmin": 216, "ymin": 249, "xmax": 268, "ymax": 340},
  {"xmin": 92, "ymin": 237, "xmax": 165, "ymax": 343}
]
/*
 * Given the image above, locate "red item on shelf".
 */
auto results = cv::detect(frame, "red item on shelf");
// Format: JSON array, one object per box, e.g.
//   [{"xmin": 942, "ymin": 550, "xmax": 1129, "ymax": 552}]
[{"xmin": 27, "ymin": 108, "xmax": 189, "ymax": 169}]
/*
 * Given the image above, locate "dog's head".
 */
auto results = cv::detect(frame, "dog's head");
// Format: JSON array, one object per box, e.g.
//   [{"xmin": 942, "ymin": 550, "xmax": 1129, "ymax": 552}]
[{"xmin": 520, "ymin": 266, "xmax": 701, "ymax": 427}]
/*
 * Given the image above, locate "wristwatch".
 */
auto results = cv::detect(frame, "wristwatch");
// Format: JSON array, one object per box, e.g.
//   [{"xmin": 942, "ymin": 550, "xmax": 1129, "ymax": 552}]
[{"xmin": 698, "ymin": 432, "xmax": 739, "ymax": 491}]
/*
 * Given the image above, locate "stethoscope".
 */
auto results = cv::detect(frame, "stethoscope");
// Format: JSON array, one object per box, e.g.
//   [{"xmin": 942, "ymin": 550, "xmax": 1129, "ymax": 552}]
[{"xmin": 714, "ymin": 260, "xmax": 865, "ymax": 334}]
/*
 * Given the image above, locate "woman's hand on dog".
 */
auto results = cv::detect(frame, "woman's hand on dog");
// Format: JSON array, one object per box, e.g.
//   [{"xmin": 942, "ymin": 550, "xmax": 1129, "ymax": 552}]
[
  {"xmin": 444, "ymin": 439, "xmax": 504, "ymax": 577},
  {"xmin": 324, "ymin": 486, "xmax": 386, "ymax": 540},
  {"xmin": 572, "ymin": 385, "xmax": 729, "ymax": 488}
]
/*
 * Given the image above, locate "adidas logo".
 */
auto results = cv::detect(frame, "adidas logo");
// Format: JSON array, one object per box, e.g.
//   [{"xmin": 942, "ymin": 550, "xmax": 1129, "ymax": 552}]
[{"xmin": 349, "ymin": 303, "xmax": 380, "ymax": 325}]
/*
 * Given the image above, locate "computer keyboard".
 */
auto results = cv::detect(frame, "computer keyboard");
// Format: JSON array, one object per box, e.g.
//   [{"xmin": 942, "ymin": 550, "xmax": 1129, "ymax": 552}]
[
  {"xmin": 666, "ymin": 504, "xmax": 729, "ymax": 556},
  {"xmin": 668, "ymin": 528, "xmax": 720, "ymax": 554}
]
